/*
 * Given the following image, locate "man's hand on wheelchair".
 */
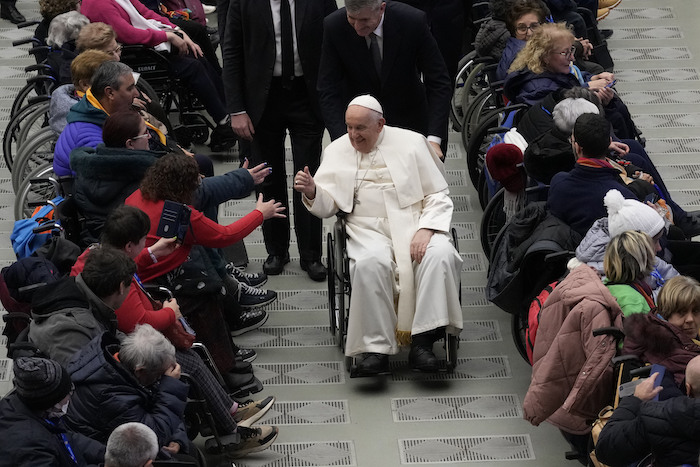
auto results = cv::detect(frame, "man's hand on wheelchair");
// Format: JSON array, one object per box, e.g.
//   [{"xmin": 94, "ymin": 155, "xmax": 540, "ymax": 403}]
[
  {"xmin": 242, "ymin": 158, "xmax": 270, "ymax": 185},
  {"xmin": 410, "ymin": 228, "xmax": 434, "ymax": 264},
  {"xmin": 293, "ymin": 166, "xmax": 316, "ymax": 200}
]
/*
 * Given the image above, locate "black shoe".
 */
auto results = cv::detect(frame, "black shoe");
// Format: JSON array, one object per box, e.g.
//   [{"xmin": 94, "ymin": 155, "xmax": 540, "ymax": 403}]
[
  {"xmin": 209, "ymin": 122, "xmax": 237, "ymax": 152},
  {"xmin": 237, "ymin": 282, "xmax": 277, "ymax": 309},
  {"xmin": 235, "ymin": 347, "xmax": 257, "ymax": 363},
  {"xmin": 1, "ymin": 3, "xmax": 24, "ymax": 24},
  {"xmin": 408, "ymin": 344, "xmax": 439, "ymax": 372},
  {"xmin": 230, "ymin": 308, "xmax": 269, "ymax": 336},
  {"xmin": 223, "ymin": 370, "xmax": 256, "ymax": 393},
  {"xmin": 263, "ymin": 254, "xmax": 290, "ymax": 275},
  {"xmin": 229, "ymin": 357, "xmax": 253, "ymax": 372},
  {"xmin": 675, "ymin": 210, "xmax": 700, "ymax": 238},
  {"xmin": 600, "ymin": 28, "xmax": 613, "ymax": 39},
  {"xmin": 231, "ymin": 376, "xmax": 264, "ymax": 398},
  {"xmin": 354, "ymin": 353, "xmax": 390, "ymax": 376},
  {"xmin": 300, "ymin": 259, "xmax": 327, "ymax": 282}
]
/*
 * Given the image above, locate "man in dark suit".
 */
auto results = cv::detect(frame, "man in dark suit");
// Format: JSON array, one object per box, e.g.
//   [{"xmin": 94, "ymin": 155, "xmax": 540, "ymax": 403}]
[
  {"xmin": 317, "ymin": 0, "xmax": 452, "ymax": 159},
  {"xmin": 222, "ymin": 0, "xmax": 337, "ymax": 281}
]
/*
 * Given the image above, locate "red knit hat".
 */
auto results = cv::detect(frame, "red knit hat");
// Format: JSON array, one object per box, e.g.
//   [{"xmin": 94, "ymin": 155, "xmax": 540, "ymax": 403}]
[{"xmin": 485, "ymin": 143, "xmax": 526, "ymax": 192}]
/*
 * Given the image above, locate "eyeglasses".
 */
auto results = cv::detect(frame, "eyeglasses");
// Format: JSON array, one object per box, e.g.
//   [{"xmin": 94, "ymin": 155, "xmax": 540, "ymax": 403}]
[
  {"xmin": 557, "ymin": 46, "xmax": 576, "ymax": 58},
  {"xmin": 131, "ymin": 130, "xmax": 151, "ymax": 140},
  {"xmin": 108, "ymin": 44, "xmax": 123, "ymax": 55},
  {"xmin": 515, "ymin": 22, "xmax": 541, "ymax": 34}
]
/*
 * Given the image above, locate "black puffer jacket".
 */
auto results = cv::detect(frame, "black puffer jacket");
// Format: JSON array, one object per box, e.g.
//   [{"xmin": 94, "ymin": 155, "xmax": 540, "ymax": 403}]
[
  {"xmin": 64, "ymin": 332, "xmax": 190, "ymax": 451},
  {"xmin": 0, "ymin": 393, "xmax": 105, "ymax": 466},
  {"xmin": 71, "ymin": 144, "xmax": 165, "ymax": 243},
  {"xmin": 596, "ymin": 395, "xmax": 700, "ymax": 467}
]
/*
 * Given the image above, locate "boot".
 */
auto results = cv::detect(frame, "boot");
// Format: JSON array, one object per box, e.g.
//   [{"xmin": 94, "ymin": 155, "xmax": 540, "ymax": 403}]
[
  {"xmin": 408, "ymin": 331, "xmax": 439, "ymax": 372},
  {"xmin": 1, "ymin": 2, "xmax": 25, "ymax": 24}
]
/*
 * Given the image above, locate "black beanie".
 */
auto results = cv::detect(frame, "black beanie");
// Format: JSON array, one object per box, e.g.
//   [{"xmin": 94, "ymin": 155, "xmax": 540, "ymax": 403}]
[{"xmin": 13, "ymin": 357, "xmax": 72, "ymax": 411}]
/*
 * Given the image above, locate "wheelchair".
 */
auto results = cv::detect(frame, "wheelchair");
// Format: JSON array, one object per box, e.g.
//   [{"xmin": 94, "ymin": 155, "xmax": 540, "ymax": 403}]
[
  {"xmin": 3, "ymin": 95, "xmax": 52, "ymax": 175},
  {"xmin": 326, "ymin": 213, "xmax": 460, "ymax": 377},
  {"xmin": 120, "ymin": 45, "xmax": 213, "ymax": 148}
]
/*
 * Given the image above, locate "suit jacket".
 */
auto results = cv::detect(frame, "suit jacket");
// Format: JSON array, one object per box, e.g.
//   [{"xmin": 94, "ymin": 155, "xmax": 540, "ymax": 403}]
[
  {"xmin": 317, "ymin": 1, "xmax": 451, "ymax": 141},
  {"xmin": 222, "ymin": 0, "xmax": 337, "ymax": 125}
]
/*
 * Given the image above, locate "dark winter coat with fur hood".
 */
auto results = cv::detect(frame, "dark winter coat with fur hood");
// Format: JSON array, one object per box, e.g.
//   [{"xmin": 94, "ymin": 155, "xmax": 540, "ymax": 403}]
[{"xmin": 623, "ymin": 312, "xmax": 700, "ymax": 387}]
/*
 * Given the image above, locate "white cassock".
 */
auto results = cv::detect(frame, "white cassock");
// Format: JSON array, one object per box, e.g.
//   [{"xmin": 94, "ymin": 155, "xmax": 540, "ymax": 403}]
[{"xmin": 303, "ymin": 126, "xmax": 463, "ymax": 356}]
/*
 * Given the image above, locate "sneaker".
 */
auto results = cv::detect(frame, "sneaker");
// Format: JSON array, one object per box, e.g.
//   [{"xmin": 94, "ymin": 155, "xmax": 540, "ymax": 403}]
[
  {"xmin": 230, "ymin": 308, "xmax": 269, "ymax": 336},
  {"xmin": 598, "ymin": 0, "xmax": 621, "ymax": 9},
  {"xmin": 227, "ymin": 263, "xmax": 268, "ymax": 288},
  {"xmin": 237, "ymin": 282, "xmax": 277, "ymax": 309},
  {"xmin": 235, "ymin": 347, "xmax": 257, "ymax": 363},
  {"xmin": 234, "ymin": 396, "xmax": 276, "ymax": 427},
  {"xmin": 228, "ymin": 425, "xmax": 279, "ymax": 458},
  {"xmin": 597, "ymin": 7, "xmax": 610, "ymax": 20},
  {"xmin": 202, "ymin": 3, "xmax": 216, "ymax": 13}
]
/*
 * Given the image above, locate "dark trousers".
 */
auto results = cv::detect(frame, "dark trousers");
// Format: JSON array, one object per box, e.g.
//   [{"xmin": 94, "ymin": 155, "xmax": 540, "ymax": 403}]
[
  {"xmin": 167, "ymin": 53, "xmax": 227, "ymax": 122},
  {"xmin": 170, "ymin": 17, "xmax": 222, "ymax": 74},
  {"xmin": 250, "ymin": 78, "xmax": 324, "ymax": 261}
]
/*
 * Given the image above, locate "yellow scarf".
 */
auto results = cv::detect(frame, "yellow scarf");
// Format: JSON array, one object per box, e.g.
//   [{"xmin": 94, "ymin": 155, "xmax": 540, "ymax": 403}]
[{"xmin": 85, "ymin": 87, "xmax": 167, "ymax": 145}]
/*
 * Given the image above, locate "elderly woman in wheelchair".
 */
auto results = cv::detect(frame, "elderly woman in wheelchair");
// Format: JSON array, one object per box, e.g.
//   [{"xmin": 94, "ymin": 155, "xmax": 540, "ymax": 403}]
[{"xmin": 294, "ymin": 95, "xmax": 462, "ymax": 377}]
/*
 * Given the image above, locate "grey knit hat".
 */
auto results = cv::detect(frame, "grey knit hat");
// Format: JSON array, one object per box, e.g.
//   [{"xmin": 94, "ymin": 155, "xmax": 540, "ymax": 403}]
[{"xmin": 13, "ymin": 357, "xmax": 72, "ymax": 411}]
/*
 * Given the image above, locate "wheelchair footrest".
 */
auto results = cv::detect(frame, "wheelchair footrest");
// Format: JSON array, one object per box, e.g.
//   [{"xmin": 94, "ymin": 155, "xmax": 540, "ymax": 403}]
[
  {"xmin": 230, "ymin": 376, "xmax": 263, "ymax": 399},
  {"xmin": 205, "ymin": 433, "xmax": 241, "ymax": 453}
]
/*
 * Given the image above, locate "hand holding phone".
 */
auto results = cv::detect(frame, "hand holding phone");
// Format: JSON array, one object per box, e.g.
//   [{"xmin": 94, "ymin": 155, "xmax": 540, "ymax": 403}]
[{"xmin": 605, "ymin": 79, "xmax": 617, "ymax": 88}]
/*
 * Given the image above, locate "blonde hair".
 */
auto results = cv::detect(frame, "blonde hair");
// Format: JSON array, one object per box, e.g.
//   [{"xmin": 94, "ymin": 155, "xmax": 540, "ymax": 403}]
[
  {"xmin": 508, "ymin": 22, "xmax": 575, "ymax": 74},
  {"xmin": 603, "ymin": 230, "xmax": 655, "ymax": 284},
  {"xmin": 70, "ymin": 49, "xmax": 113, "ymax": 91},
  {"xmin": 657, "ymin": 276, "xmax": 700, "ymax": 320},
  {"xmin": 76, "ymin": 22, "xmax": 117, "ymax": 52}
]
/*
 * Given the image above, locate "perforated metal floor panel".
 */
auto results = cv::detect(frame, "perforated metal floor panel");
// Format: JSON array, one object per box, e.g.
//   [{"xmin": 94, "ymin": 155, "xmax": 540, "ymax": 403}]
[
  {"xmin": 235, "ymin": 326, "xmax": 335, "ymax": 348},
  {"xmin": 256, "ymin": 400, "xmax": 350, "ymax": 425},
  {"xmin": 391, "ymin": 394, "xmax": 522, "ymax": 422},
  {"xmin": 252, "ymin": 362, "xmax": 345, "ymax": 385},
  {"xmin": 234, "ymin": 441, "xmax": 357, "ymax": 467},
  {"xmin": 399, "ymin": 435, "xmax": 535, "ymax": 464}
]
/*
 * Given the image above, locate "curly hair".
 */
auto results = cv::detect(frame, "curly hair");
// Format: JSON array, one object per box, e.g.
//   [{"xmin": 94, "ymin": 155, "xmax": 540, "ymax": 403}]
[
  {"xmin": 508, "ymin": 22, "xmax": 574, "ymax": 74},
  {"xmin": 506, "ymin": 0, "xmax": 548, "ymax": 36},
  {"xmin": 39, "ymin": 0, "xmax": 78, "ymax": 21},
  {"xmin": 140, "ymin": 153, "xmax": 200, "ymax": 205}
]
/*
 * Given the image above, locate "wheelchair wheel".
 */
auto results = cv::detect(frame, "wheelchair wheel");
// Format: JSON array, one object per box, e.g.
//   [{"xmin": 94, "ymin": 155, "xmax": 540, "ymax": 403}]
[
  {"xmin": 10, "ymin": 76, "xmax": 55, "ymax": 118},
  {"xmin": 466, "ymin": 111, "xmax": 499, "ymax": 189},
  {"xmin": 480, "ymin": 187, "xmax": 506, "ymax": 260},
  {"xmin": 460, "ymin": 62, "xmax": 491, "ymax": 120},
  {"xmin": 326, "ymin": 232, "xmax": 337, "ymax": 336},
  {"xmin": 450, "ymin": 52, "xmax": 477, "ymax": 132},
  {"xmin": 11, "ymin": 127, "xmax": 56, "ymax": 192},
  {"xmin": 462, "ymin": 88, "xmax": 499, "ymax": 145},
  {"xmin": 3, "ymin": 99, "xmax": 50, "ymax": 171},
  {"xmin": 511, "ymin": 311, "xmax": 530, "ymax": 365},
  {"xmin": 14, "ymin": 162, "xmax": 58, "ymax": 220},
  {"xmin": 444, "ymin": 333, "xmax": 459, "ymax": 373},
  {"xmin": 477, "ymin": 169, "xmax": 490, "ymax": 210}
]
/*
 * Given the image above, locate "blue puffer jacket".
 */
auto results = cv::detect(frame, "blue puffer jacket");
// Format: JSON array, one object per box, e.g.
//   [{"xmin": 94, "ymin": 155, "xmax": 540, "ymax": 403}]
[
  {"xmin": 497, "ymin": 37, "xmax": 525, "ymax": 81},
  {"xmin": 503, "ymin": 67, "xmax": 589, "ymax": 105},
  {"xmin": 53, "ymin": 97, "xmax": 107, "ymax": 177},
  {"xmin": 65, "ymin": 332, "xmax": 190, "ymax": 451}
]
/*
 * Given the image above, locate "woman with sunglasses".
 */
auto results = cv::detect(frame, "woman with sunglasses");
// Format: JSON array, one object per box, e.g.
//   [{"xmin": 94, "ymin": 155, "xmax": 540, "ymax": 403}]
[{"xmin": 504, "ymin": 22, "xmax": 614, "ymax": 106}]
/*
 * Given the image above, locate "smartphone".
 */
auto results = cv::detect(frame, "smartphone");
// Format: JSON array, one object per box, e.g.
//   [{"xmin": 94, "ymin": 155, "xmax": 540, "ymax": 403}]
[
  {"xmin": 644, "ymin": 193, "xmax": 659, "ymax": 204},
  {"xmin": 156, "ymin": 200, "xmax": 191, "ymax": 244},
  {"xmin": 605, "ymin": 79, "xmax": 617, "ymax": 88},
  {"xmin": 179, "ymin": 317, "xmax": 196, "ymax": 336}
]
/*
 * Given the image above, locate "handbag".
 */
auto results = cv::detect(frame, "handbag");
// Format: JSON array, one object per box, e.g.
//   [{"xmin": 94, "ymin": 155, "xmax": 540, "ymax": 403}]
[{"xmin": 161, "ymin": 318, "xmax": 195, "ymax": 350}]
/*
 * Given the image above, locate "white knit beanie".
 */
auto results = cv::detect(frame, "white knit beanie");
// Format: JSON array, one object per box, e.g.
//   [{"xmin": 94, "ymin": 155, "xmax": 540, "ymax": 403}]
[{"xmin": 605, "ymin": 189, "xmax": 665, "ymax": 238}]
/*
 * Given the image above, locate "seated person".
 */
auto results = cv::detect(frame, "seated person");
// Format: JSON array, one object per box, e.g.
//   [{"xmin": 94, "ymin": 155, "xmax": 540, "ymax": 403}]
[
  {"xmin": 624, "ymin": 275, "xmax": 700, "ymax": 388},
  {"xmin": 504, "ymin": 23, "xmax": 613, "ymax": 106},
  {"xmin": 548, "ymin": 113, "xmax": 638, "ymax": 236},
  {"xmin": 595, "ymin": 356, "xmax": 700, "ymax": 466},
  {"xmin": 71, "ymin": 205, "xmax": 279, "ymax": 434},
  {"xmin": 46, "ymin": 10, "xmax": 89, "ymax": 79},
  {"xmin": 293, "ymin": 95, "xmax": 463, "ymax": 375},
  {"xmin": 575, "ymin": 189, "xmax": 677, "ymax": 299},
  {"xmin": 603, "ymin": 230, "xmax": 657, "ymax": 316},
  {"xmin": 28, "ymin": 247, "xmax": 135, "ymax": 366},
  {"xmin": 0, "ymin": 356, "xmax": 106, "ymax": 466},
  {"xmin": 125, "ymin": 154, "xmax": 283, "ymax": 369},
  {"xmin": 76, "ymin": 22, "xmax": 171, "ymax": 131},
  {"xmin": 50, "ymin": 49, "xmax": 112, "ymax": 135},
  {"xmin": 35, "ymin": 0, "xmax": 80, "ymax": 44},
  {"xmin": 65, "ymin": 325, "xmax": 195, "ymax": 462},
  {"xmin": 79, "ymin": 0, "xmax": 236, "ymax": 150},
  {"xmin": 104, "ymin": 422, "xmax": 158, "ymax": 467}
]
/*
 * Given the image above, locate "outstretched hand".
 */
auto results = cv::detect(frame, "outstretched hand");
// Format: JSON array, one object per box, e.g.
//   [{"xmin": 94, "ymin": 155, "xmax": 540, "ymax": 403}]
[
  {"xmin": 242, "ymin": 158, "xmax": 270, "ymax": 185},
  {"xmin": 255, "ymin": 193, "xmax": 286, "ymax": 220},
  {"xmin": 293, "ymin": 166, "xmax": 316, "ymax": 199}
]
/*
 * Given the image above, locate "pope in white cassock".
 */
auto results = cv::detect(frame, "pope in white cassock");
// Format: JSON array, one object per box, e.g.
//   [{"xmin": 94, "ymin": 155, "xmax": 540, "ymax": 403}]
[{"xmin": 294, "ymin": 95, "xmax": 463, "ymax": 376}]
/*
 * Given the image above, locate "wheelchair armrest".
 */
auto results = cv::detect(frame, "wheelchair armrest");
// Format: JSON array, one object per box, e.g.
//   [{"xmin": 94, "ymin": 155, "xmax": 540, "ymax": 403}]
[
  {"xmin": 12, "ymin": 36, "xmax": 39, "ymax": 47},
  {"xmin": 17, "ymin": 283, "xmax": 47, "ymax": 301},
  {"xmin": 612, "ymin": 354, "xmax": 643, "ymax": 366},
  {"xmin": 629, "ymin": 366, "xmax": 652, "ymax": 379},
  {"xmin": 543, "ymin": 250, "xmax": 574, "ymax": 264},
  {"xmin": 25, "ymin": 63, "xmax": 52, "ymax": 73},
  {"xmin": 592, "ymin": 326, "xmax": 625, "ymax": 342},
  {"xmin": 2, "ymin": 311, "xmax": 32, "ymax": 324},
  {"xmin": 32, "ymin": 221, "xmax": 62, "ymax": 235},
  {"xmin": 27, "ymin": 95, "xmax": 51, "ymax": 106},
  {"xmin": 142, "ymin": 285, "xmax": 174, "ymax": 300},
  {"xmin": 17, "ymin": 20, "xmax": 40, "ymax": 29}
]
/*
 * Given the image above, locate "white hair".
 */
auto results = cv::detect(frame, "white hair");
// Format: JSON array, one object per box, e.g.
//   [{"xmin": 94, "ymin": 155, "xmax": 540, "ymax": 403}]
[
  {"xmin": 47, "ymin": 11, "xmax": 89, "ymax": 47},
  {"xmin": 119, "ymin": 324, "xmax": 176, "ymax": 377},
  {"xmin": 105, "ymin": 422, "xmax": 159, "ymax": 467},
  {"xmin": 552, "ymin": 98, "xmax": 600, "ymax": 134}
]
